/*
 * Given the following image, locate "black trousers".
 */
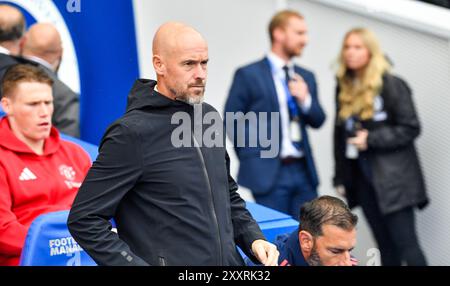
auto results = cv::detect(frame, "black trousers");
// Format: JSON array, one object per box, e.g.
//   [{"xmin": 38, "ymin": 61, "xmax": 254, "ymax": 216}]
[{"xmin": 354, "ymin": 165, "xmax": 427, "ymax": 266}]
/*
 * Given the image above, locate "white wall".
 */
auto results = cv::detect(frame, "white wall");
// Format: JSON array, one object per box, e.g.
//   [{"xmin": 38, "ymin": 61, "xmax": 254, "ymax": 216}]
[{"xmin": 133, "ymin": 0, "xmax": 450, "ymax": 265}]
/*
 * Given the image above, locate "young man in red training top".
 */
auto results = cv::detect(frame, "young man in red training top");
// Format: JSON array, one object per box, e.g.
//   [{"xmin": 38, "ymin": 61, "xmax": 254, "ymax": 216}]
[{"xmin": 0, "ymin": 64, "xmax": 91, "ymax": 266}]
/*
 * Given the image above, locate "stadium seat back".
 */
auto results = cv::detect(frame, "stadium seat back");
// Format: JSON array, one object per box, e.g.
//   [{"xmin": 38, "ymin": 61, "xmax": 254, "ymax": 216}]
[{"xmin": 19, "ymin": 210, "xmax": 97, "ymax": 266}]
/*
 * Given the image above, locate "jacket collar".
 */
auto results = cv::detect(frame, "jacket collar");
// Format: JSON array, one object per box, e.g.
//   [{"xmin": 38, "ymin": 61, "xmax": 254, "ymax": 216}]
[
  {"xmin": 126, "ymin": 79, "xmax": 190, "ymax": 113},
  {"xmin": 277, "ymin": 228, "xmax": 309, "ymax": 266},
  {"xmin": 267, "ymin": 51, "xmax": 294, "ymax": 73}
]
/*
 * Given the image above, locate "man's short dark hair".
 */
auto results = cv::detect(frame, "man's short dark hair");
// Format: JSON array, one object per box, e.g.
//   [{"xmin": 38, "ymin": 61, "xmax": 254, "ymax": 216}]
[
  {"xmin": 1, "ymin": 64, "xmax": 53, "ymax": 98},
  {"xmin": 0, "ymin": 4, "xmax": 26, "ymax": 42},
  {"xmin": 299, "ymin": 196, "xmax": 358, "ymax": 237}
]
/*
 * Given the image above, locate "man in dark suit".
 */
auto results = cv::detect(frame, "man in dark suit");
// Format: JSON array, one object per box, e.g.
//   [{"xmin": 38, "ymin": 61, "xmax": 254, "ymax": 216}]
[
  {"xmin": 225, "ymin": 10, "xmax": 326, "ymax": 217},
  {"xmin": 20, "ymin": 23, "xmax": 80, "ymax": 137},
  {"xmin": 0, "ymin": 3, "xmax": 26, "ymax": 117}
]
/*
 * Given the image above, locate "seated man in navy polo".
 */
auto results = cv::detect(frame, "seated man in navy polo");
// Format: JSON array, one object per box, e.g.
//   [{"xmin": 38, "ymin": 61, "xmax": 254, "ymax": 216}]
[
  {"xmin": 277, "ymin": 196, "xmax": 358, "ymax": 266},
  {"xmin": 247, "ymin": 195, "xmax": 358, "ymax": 266}
]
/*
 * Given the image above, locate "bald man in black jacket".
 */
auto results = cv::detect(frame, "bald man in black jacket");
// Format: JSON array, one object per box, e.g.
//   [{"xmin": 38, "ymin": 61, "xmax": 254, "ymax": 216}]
[{"xmin": 68, "ymin": 22, "xmax": 279, "ymax": 266}]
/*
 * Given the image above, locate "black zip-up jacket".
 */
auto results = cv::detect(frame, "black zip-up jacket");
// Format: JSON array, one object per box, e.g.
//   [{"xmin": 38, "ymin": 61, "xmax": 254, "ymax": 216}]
[
  {"xmin": 68, "ymin": 79, "xmax": 265, "ymax": 266},
  {"xmin": 333, "ymin": 74, "xmax": 428, "ymax": 215}
]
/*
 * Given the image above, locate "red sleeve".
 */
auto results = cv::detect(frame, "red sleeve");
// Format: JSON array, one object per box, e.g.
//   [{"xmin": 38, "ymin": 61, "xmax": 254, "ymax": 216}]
[{"xmin": 0, "ymin": 164, "xmax": 28, "ymax": 256}]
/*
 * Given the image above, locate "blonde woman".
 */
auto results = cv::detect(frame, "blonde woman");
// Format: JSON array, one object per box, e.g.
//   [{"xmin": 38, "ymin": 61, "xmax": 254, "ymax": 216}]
[{"xmin": 333, "ymin": 28, "xmax": 428, "ymax": 266}]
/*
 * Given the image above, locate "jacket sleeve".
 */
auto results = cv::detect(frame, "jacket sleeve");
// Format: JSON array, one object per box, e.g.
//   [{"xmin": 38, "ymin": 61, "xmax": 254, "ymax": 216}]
[
  {"xmin": 0, "ymin": 164, "xmax": 28, "ymax": 257},
  {"xmin": 52, "ymin": 80, "xmax": 80, "ymax": 138},
  {"xmin": 67, "ymin": 123, "xmax": 150, "ymax": 266},
  {"xmin": 299, "ymin": 72, "xmax": 326, "ymax": 129},
  {"xmin": 367, "ymin": 76, "xmax": 421, "ymax": 150},
  {"xmin": 333, "ymin": 84, "xmax": 346, "ymax": 187},
  {"xmin": 226, "ymin": 151, "xmax": 266, "ymax": 263}
]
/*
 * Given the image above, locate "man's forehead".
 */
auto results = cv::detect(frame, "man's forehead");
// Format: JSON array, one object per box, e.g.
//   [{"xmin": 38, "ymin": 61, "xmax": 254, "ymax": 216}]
[
  {"xmin": 287, "ymin": 17, "xmax": 307, "ymax": 30},
  {"xmin": 172, "ymin": 33, "xmax": 207, "ymax": 51},
  {"xmin": 178, "ymin": 45, "xmax": 208, "ymax": 56},
  {"xmin": 12, "ymin": 82, "xmax": 52, "ymax": 100},
  {"xmin": 319, "ymin": 225, "xmax": 356, "ymax": 247},
  {"xmin": 170, "ymin": 40, "xmax": 208, "ymax": 61}
]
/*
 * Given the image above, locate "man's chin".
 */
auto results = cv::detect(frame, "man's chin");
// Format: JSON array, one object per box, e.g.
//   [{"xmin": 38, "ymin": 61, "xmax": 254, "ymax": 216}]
[
  {"xmin": 187, "ymin": 96, "xmax": 204, "ymax": 105},
  {"xmin": 177, "ymin": 93, "xmax": 204, "ymax": 105},
  {"xmin": 27, "ymin": 133, "xmax": 50, "ymax": 143}
]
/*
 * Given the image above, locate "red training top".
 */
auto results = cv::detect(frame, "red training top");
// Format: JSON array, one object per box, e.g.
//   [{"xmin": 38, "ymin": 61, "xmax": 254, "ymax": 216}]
[{"xmin": 0, "ymin": 117, "xmax": 91, "ymax": 265}]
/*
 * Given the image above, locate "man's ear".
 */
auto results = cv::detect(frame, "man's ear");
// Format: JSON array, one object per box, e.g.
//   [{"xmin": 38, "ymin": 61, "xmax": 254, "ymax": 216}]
[
  {"xmin": 272, "ymin": 27, "xmax": 285, "ymax": 44},
  {"xmin": 19, "ymin": 35, "xmax": 27, "ymax": 55},
  {"xmin": 1, "ymin": 96, "xmax": 12, "ymax": 116},
  {"xmin": 299, "ymin": 230, "xmax": 314, "ymax": 253},
  {"xmin": 153, "ymin": 55, "xmax": 165, "ymax": 76}
]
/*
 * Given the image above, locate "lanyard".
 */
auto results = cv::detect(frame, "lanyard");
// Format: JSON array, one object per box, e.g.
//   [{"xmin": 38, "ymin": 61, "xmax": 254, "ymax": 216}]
[{"xmin": 267, "ymin": 59, "xmax": 300, "ymax": 119}]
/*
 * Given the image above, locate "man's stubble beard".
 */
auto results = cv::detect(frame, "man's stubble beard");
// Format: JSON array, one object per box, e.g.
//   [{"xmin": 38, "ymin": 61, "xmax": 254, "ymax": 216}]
[
  {"xmin": 170, "ymin": 84, "xmax": 205, "ymax": 105},
  {"xmin": 306, "ymin": 245, "xmax": 323, "ymax": 266}
]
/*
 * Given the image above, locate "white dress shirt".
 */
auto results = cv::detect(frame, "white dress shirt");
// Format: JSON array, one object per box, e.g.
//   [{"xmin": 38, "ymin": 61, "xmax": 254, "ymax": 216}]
[
  {"xmin": 0, "ymin": 45, "xmax": 10, "ymax": 55},
  {"xmin": 24, "ymin": 55, "xmax": 54, "ymax": 71},
  {"xmin": 267, "ymin": 52, "xmax": 312, "ymax": 159}
]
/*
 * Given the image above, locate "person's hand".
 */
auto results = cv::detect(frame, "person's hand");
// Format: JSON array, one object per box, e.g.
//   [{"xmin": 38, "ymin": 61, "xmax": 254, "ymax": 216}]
[
  {"xmin": 288, "ymin": 73, "xmax": 309, "ymax": 104},
  {"xmin": 347, "ymin": 129, "xmax": 368, "ymax": 151},
  {"xmin": 336, "ymin": 185, "xmax": 346, "ymax": 197},
  {"xmin": 251, "ymin": 239, "xmax": 279, "ymax": 266}
]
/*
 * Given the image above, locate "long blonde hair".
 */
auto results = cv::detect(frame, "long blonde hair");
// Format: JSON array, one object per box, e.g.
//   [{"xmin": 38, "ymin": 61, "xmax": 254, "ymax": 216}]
[{"xmin": 336, "ymin": 28, "xmax": 391, "ymax": 120}]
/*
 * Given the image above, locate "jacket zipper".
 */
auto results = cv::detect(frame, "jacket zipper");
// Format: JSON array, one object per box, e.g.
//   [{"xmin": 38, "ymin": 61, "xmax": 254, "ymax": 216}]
[
  {"xmin": 159, "ymin": 256, "xmax": 166, "ymax": 266},
  {"xmin": 193, "ymin": 135, "xmax": 223, "ymax": 265}
]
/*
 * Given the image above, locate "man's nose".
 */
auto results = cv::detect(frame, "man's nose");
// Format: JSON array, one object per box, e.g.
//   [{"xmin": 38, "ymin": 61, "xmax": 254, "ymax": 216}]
[
  {"xmin": 341, "ymin": 252, "xmax": 352, "ymax": 266},
  {"xmin": 194, "ymin": 64, "xmax": 207, "ymax": 80},
  {"xmin": 38, "ymin": 103, "xmax": 50, "ymax": 117}
]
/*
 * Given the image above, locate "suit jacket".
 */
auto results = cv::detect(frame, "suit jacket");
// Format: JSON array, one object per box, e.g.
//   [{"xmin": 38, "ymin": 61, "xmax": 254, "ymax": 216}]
[
  {"xmin": 225, "ymin": 57, "xmax": 326, "ymax": 195},
  {"xmin": 0, "ymin": 54, "xmax": 25, "ymax": 117},
  {"xmin": 0, "ymin": 55, "xmax": 80, "ymax": 137},
  {"xmin": 0, "ymin": 54, "xmax": 11, "ymax": 116},
  {"xmin": 0, "ymin": 53, "xmax": 19, "ymax": 80},
  {"xmin": 333, "ymin": 73, "xmax": 428, "ymax": 215}
]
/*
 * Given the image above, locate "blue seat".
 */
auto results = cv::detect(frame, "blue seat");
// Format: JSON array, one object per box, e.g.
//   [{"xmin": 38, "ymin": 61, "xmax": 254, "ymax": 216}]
[
  {"xmin": 60, "ymin": 134, "xmax": 98, "ymax": 161},
  {"xmin": 246, "ymin": 201, "xmax": 298, "ymax": 243},
  {"xmin": 18, "ymin": 202, "xmax": 296, "ymax": 266},
  {"xmin": 240, "ymin": 202, "xmax": 298, "ymax": 263},
  {"xmin": 19, "ymin": 210, "xmax": 97, "ymax": 266}
]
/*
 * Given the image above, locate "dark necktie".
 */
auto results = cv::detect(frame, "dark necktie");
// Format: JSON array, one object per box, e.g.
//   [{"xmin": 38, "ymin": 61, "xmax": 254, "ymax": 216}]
[
  {"xmin": 283, "ymin": 66, "xmax": 302, "ymax": 150},
  {"xmin": 282, "ymin": 65, "xmax": 290, "ymax": 86},
  {"xmin": 282, "ymin": 65, "xmax": 297, "ymax": 121}
]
